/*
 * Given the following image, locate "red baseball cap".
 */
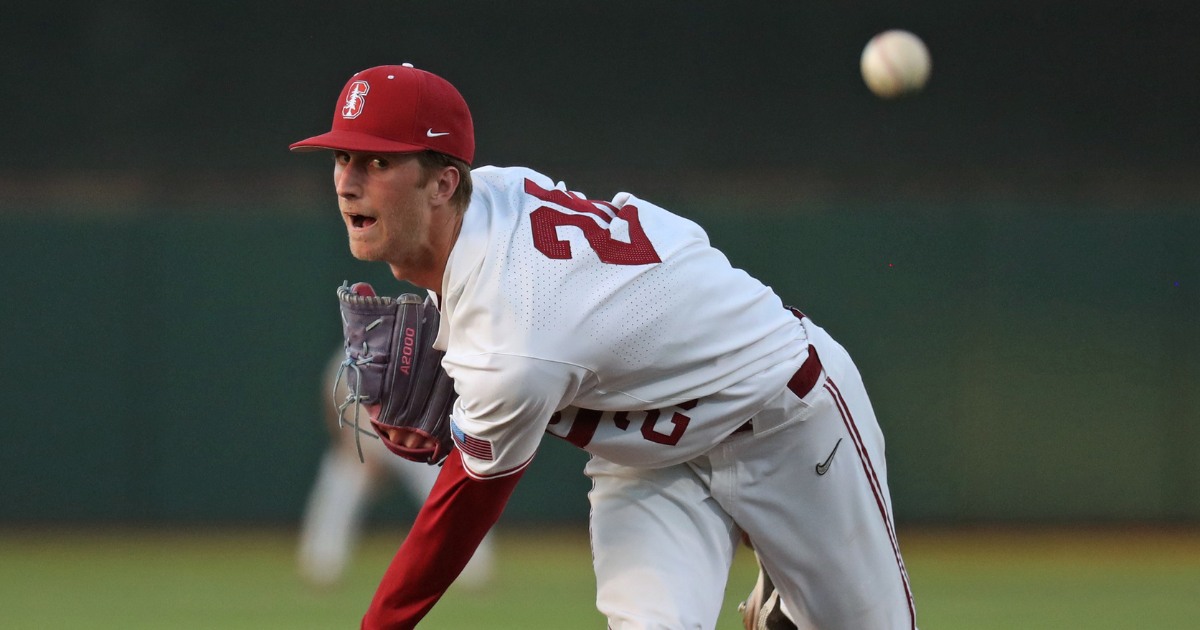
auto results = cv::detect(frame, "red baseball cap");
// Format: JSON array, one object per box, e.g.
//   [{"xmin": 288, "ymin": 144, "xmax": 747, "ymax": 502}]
[{"xmin": 290, "ymin": 64, "xmax": 474, "ymax": 164}]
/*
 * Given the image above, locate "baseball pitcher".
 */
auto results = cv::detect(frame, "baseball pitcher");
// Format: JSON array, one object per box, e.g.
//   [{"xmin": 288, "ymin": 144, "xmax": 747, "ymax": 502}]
[{"xmin": 291, "ymin": 64, "xmax": 915, "ymax": 630}]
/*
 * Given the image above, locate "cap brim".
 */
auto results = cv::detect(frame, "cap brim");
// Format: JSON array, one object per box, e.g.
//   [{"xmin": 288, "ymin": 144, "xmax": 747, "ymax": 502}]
[{"xmin": 289, "ymin": 130, "xmax": 427, "ymax": 154}]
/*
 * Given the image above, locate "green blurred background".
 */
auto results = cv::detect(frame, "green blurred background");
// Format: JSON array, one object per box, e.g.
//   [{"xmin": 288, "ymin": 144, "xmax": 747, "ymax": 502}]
[{"xmin": 1, "ymin": 1, "xmax": 1198, "ymax": 628}]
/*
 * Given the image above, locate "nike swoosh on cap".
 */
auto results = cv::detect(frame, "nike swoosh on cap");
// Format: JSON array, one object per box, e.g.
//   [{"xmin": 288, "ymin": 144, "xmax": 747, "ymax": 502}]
[{"xmin": 427, "ymin": 129, "xmax": 450, "ymax": 137}]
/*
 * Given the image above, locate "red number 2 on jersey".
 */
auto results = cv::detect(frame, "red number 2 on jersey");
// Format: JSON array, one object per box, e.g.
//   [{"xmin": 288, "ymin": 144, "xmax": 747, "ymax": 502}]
[{"xmin": 524, "ymin": 179, "xmax": 661, "ymax": 265}]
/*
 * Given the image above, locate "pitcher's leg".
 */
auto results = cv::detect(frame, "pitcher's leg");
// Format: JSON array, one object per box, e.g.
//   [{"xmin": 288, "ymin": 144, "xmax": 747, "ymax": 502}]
[
  {"xmin": 726, "ymin": 357, "xmax": 915, "ymax": 629},
  {"xmin": 586, "ymin": 456, "xmax": 739, "ymax": 630}
]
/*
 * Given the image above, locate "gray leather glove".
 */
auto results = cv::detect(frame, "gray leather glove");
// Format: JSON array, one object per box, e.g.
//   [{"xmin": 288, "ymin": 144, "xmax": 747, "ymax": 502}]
[{"xmin": 334, "ymin": 282, "xmax": 456, "ymax": 464}]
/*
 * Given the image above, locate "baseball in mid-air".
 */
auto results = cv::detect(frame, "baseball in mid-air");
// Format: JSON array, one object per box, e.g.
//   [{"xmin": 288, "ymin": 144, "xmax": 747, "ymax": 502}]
[{"xmin": 860, "ymin": 30, "xmax": 931, "ymax": 99}]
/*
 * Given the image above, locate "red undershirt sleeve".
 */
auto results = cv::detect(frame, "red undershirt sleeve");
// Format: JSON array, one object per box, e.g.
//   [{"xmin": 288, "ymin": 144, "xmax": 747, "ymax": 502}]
[{"xmin": 360, "ymin": 448, "xmax": 526, "ymax": 630}]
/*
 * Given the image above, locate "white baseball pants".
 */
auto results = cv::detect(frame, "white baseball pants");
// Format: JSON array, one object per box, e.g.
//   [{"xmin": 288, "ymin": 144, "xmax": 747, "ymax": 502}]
[{"xmin": 587, "ymin": 319, "xmax": 916, "ymax": 630}]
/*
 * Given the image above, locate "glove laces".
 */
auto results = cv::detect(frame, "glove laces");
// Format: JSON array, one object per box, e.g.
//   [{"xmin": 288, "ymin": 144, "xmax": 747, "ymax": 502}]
[{"xmin": 332, "ymin": 340, "xmax": 380, "ymax": 463}]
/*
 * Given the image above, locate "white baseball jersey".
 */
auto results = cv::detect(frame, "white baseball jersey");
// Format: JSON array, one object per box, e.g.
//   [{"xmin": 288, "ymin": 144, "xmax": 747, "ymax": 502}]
[{"xmin": 432, "ymin": 166, "xmax": 810, "ymax": 479}]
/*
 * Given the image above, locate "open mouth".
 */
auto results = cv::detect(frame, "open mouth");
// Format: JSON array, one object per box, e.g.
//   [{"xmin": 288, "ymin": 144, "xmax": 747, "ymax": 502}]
[{"xmin": 347, "ymin": 213, "xmax": 377, "ymax": 229}]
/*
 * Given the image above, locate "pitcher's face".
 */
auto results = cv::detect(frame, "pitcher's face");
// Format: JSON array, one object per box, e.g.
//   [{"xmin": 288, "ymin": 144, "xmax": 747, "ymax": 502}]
[{"xmin": 333, "ymin": 151, "xmax": 437, "ymax": 269}]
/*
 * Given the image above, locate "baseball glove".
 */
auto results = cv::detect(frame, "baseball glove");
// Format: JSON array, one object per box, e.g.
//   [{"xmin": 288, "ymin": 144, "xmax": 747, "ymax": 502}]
[{"xmin": 333, "ymin": 281, "xmax": 456, "ymax": 465}]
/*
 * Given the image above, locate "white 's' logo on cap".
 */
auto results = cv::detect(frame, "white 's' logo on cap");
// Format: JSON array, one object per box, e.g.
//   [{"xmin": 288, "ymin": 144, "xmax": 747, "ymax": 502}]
[{"xmin": 342, "ymin": 81, "xmax": 370, "ymax": 119}]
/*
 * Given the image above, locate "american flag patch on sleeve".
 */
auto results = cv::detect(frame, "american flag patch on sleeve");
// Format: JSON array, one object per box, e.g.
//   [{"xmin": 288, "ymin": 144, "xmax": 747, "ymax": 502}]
[{"xmin": 451, "ymin": 420, "xmax": 494, "ymax": 461}]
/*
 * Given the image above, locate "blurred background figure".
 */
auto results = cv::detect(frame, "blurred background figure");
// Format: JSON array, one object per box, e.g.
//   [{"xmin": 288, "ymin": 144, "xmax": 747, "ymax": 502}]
[{"xmin": 297, "ymin": 349, "xmax": 495, "ymax": 589}]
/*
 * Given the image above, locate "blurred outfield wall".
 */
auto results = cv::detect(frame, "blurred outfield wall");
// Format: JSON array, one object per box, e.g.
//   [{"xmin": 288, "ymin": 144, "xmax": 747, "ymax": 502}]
[
  {"xmin": 1, "ymin": 203, "xmax": 1197, "ymax": 524},
  {"xmin": 3, "ymin": 1, "xmax": 1198, "ymax": 177}
]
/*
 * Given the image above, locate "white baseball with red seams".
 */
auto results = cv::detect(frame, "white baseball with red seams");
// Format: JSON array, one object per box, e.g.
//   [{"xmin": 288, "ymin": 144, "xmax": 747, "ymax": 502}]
[
  {"xmin": 427, "ymin": 165, "xmax": 916, "ymax": 629},
  {"xmin": 860, "ymin": 30, "xmax": 931, "ymax": 99}
]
